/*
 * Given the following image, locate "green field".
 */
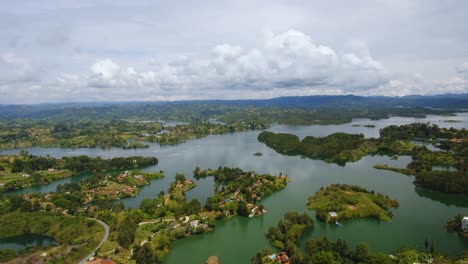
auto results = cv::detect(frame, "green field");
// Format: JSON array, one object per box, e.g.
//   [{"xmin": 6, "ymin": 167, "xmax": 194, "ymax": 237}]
[{"xmin": 307, "ymin": 184, "xmax": 399, "ymax": 222}]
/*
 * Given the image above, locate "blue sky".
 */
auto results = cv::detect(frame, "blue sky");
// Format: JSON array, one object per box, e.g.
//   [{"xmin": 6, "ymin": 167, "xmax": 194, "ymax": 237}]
[{"xmin": 1, "ymin": 0, "xmax": 468, "ymax": 103}]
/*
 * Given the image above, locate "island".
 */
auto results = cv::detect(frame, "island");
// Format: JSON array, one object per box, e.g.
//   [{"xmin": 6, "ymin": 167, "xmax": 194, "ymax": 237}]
[
  {"xmin": 0, "ymin": 153, "xmax": 158, "ymax": 192},
  {"xmin": 257, "ymin": 131, "xmax": 379, "ymax": 165},
  {"xmin": 306, "ymin": 184, "xmax": 399, "ymax": 222},
  {"xmin": 259, "ymin": 123, "xmax": 468, "ymax": 196}
]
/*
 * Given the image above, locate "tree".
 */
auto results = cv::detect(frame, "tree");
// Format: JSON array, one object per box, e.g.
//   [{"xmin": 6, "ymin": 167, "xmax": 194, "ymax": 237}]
[
  {"xmin": 118, "ymin": 216, "xmax": 138, "ymax": 248},
  {"xmin": 187, "ymin": 199, "xmax": 201, "ymax": 215},
  {"xmin": 205, "ymin": 197, "xmax": 214, "ymax": 211},
  {"xmin": 251, "ymin": 248, "xmax": 273, "ymax": 264},
  {"xmin": 236, "ymin": 201, "xmax": 249, "ymax": 217},
  {"xmin": 258, "ymin": 204, "xmax": 265, "ymax": 213},
  {"xmin": 354, "ymin": 243, "xmax": 370, "ymax": 262},
  {"xmin": 140, "ymin": 198, "xmax": 156, "ymax": 215},
  {"xmin": 309, "ymin": 251, "xmax": 341, "ymax": 264},
  {"xmin": 134, "ymin": 244, "xmax": 160, "ymax": 264},
  {"xmin": 193, "ymin": 166, "xmax": 201, "ymax": 176},
  {"xmin": 175, "ymin": 173, "xmax": 186, "ymax": 182}
]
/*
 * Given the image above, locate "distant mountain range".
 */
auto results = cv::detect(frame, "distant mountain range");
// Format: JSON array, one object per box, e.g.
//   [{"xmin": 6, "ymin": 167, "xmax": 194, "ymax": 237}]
[{"xmin": 1, "ymin": 94, "xmax": 467, "ymax": 120}]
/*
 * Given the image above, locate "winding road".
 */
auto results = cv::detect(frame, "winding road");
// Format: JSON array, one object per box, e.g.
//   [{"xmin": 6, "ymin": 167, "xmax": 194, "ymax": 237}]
[{"xmin": 78, "ymin": 218, "xmax": 110, "ymax": 264}]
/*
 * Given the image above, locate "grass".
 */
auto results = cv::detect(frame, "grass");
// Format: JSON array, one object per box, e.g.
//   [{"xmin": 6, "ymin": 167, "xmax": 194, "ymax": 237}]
[
  {"xmin": 307, "ymin": 184, "xmax": 399, "ymax": 223},
  {"xmin": 0, "ymin": 212, "xmax": 104, "ymax": 263}
]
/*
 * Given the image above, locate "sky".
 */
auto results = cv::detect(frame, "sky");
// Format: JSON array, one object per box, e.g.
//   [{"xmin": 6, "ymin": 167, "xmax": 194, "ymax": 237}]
[{"xmin": 1, "ymin": 0, "xmax": 468, "ymax": 104}]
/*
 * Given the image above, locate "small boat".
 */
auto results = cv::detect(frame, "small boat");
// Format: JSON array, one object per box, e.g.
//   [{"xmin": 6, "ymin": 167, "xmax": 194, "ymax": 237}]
[{"xmin": 335, "ymin": 221, "xmax": 344, "ymax": 227}]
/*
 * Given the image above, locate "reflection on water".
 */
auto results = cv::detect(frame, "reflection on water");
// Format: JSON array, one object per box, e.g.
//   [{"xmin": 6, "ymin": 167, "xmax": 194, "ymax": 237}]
[
  {"xmin": 0, "ymin": 234, "xmax": 57, "ymax": 251},
  {"xmin": 415, "ymin": 187, "xmax": 468, "ymax": 208}
]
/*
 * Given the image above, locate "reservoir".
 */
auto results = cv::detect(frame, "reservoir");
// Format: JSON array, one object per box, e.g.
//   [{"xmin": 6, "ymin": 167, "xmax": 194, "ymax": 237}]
[{"xmin": 1, "ymin": 113, "xmax": 468, "ymax": 263}]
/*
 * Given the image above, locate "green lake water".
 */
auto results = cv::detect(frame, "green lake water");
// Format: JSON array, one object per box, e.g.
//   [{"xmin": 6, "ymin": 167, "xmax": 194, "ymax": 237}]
[
  {"xmin": 1, "ymin": 113, "xmax": 468, "ymax": 263},
  {"xmin": 0, "ymin": 234, "xmax": 57, "ymax": 251}
]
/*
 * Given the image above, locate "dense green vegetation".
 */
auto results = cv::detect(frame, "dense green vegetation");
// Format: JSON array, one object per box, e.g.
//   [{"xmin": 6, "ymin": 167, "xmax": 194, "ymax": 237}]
[
  {"xmin": 260, "ymin": 123, "xmax": 468, "ymax": 196},
  {"xmin": 265, "ymin": 211, "xmax": 314, "ymax": 253},
  {"xmin": 0, "ymin": 166, "xmax": 289, "ymax": 263},
  {"xmin": 258, "ymin": 131, "xmax": 379, "ymax": 165},
  {"xmin": 306, "ymin": 184, "xmax": 399, "ymax": 222},
  {"xmin": 374, "ymin": 124, "xmax": 468, "ymax": 195},
  {"xmin": 194, "ymin": 166, "xmax": 289, "ymax": 216},
  {"xmin": 0, "ymin": 211, "xmax": 104, "ymax": 263},
  {"xmin": 146, "ymin": 122, "xmax": 269, "ymax": 145},
  {"xmin": 0, "ymin": 119, "xmax": 268, "ymax": 149},
  {"xmin": 253, "ymin": 212, "xmax": 463, "ymax": 264},
  {"xmin": 0, "ymin": 119, "xmax": 163, "ymax": 149},
  {"xmin": 2, "ymin": 95, "xmax": 466, "ymax": 123},
  {"xmin": 0, "ymin": 154, "xmax": 158, "ymax": 191}
]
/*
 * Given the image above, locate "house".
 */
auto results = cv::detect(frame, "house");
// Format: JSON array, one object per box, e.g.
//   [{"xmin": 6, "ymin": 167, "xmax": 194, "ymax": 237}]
[
  {"xmin": 329, "ymin": 212, "xmax": 338, "ymax": 218},
  {"xmin": 22, "ymin": 173, "xmax": 30, "ymax": 178},
  {"xmin": 462, "ymin": 216, "xmax": 468, "ymax": 232},
  {"xmin": 185, "ymin": 179, "xmax": 193, "ymax": 185},
  {"xmin": 190, "ymin": 220, "xmax": 200, "ymax": 228},
  {"xmin": 48, "ymin": 168, "xmax": 55, "ymax": 172}
]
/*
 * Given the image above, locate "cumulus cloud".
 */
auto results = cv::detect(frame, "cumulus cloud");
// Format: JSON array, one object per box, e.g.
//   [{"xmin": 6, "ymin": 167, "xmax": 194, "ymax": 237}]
[
  {"xmin": 1, "ymin": 30, "xmax": 468, "ymax": 103},
  {"xmin": 77, "ymin": 30, "xmax": 390, "ymax": 97}
]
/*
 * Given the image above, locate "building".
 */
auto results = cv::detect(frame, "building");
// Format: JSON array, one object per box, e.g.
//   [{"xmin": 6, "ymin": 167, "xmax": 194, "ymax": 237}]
[
  {"xmin": 462, "ymin": 216, "xmax": 468, "ymax": 232},
  {"xmin": 329, "ymin": 212, "xmax": 338, "ymax": 218},
  {"xmin": 190, "ymin": 220, "xmax": 200, "ymax": 228}
]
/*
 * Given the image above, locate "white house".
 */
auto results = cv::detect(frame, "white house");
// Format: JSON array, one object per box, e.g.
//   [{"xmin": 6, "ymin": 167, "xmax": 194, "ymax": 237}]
[
  {"xmin": 462, "ymin": 216, "xmax": 468, "ymax": 232},
  {"xmin": 190, "ymin": 220, "xmax": 200, "ymax": 228},
  {"xmin": 329, "ymin": 212, "xmax": 338, "ymax": 218}
]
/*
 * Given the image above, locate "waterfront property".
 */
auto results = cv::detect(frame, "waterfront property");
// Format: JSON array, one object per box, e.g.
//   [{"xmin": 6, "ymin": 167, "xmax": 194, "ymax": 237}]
[{"xmin": 463, "ymin": 217, "xmax": 468, "ymax": 232}]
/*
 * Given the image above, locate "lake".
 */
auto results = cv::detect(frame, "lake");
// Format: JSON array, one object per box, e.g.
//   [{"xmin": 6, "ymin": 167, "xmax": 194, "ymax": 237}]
[
  {"xmin": 1, "ymin": 113, "xmax": 468, "ymax": 263},
  {"xmin": 0, "ymin": 234, "xmax": 57, "ymax": 251}
]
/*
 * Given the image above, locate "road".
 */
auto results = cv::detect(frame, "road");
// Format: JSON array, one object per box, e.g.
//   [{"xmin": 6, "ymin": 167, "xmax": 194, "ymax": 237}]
[{"xmin": 78, "ymin": 218, "xmax": 110, "ymax": 264}]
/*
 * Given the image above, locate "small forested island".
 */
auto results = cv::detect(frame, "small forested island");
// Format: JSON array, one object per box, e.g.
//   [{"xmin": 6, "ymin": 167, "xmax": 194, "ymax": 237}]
[
  {"xmin": 253, "ymin": 211, "xmax": 459, "ymax": 264},
  {"xmin": 0, "ymin": 153, "xmax": 158, "ymax": 191},
  {"xmin": 257, "ymin": 131, "xmax": 379, "ymax": 164},
  {"xmin": 253, "ymin": 152, "xmax": 263, "ymax": 156},
  {"xmin": 307, "ymin": 184, "xmax": 398, "ymax": 222}
]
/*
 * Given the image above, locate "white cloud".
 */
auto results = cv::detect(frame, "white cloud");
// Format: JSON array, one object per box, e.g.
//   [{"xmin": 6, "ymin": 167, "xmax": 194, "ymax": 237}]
[
  {"xmin": 79, "ymin": 30, "xmax": 389, "ymax": 96},
  {"xmin": 1, "ymin": 52, "xmax": 34, "ymax": 81},
  {"xmin": 1, "ymin": 30, "xmax": 468, "ymax": 103},
  {"xmin": 90, "ymin": 59, "xmax": 120, "ymax": 80}
]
